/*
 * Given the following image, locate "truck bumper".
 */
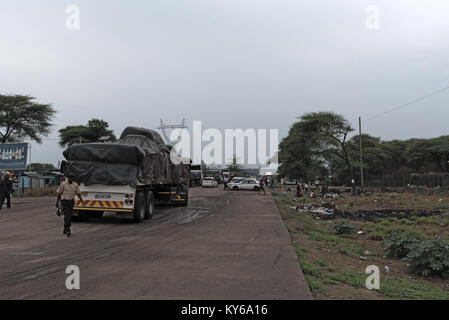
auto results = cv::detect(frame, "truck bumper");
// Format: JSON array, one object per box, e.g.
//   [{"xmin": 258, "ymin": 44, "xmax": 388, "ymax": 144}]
[{"xmin": 74, "ymin": 200, "xmax": 133, "ymax": 213}]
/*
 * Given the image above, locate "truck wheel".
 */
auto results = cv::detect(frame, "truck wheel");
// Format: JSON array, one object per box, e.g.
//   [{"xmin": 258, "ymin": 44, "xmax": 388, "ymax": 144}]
[
  {"xmin": 133, "ymin": 192, "xmax": 145, "ymax": 223},
  {"xmin": 144, "ymin": 190, "xmax": 154, "ymax": 220}
]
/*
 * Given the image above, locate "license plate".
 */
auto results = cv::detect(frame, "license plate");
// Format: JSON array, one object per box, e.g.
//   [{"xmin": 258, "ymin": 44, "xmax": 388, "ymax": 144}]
[{"xmin": 94, "ymin": 193, "xmax": 112, "ymax": 199}]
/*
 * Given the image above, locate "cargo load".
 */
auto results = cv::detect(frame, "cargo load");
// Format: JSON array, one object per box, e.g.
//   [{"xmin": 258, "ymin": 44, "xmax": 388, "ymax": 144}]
[{"xmin": 63, "ymin": 127, "xmax": 189, "ymax": 188}]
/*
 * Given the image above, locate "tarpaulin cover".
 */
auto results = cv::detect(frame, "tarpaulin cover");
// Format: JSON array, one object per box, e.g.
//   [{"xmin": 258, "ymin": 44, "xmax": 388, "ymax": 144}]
[
  {"xmin": 63, "ymin": 143, "xmax": 145, "ymax": 165},
  {"xmin": 66, "ymin": 161, "xmax": 139, "ymax": 187},
  {"xmin": 63, "ymin": 127, "xmax": 189, "ymax": 187}
]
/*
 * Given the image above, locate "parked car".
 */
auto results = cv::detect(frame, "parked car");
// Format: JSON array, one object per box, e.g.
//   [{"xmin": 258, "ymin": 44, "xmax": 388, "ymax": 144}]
[
  {"xmin": 227, "ymin": 179, "xmax": 260, "ymax": 191},
  {"xmin": 202, "ymin": 177, "xmax": 218, "ymax": 188}
]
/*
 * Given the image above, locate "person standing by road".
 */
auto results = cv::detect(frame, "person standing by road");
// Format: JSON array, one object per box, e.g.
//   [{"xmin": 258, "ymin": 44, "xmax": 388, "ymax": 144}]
[
  {"xmin": 223, "ymin": 176, "xmax": 229, "ymax": 190},
  {"xmin": 0, "ymin": 175, "xmax": 13, "ymax": 210},
  {"xmin": 321, "ymin": 183, "xmax": 328, "ymax": 199},
  {"xmin": 258, "ymin": 179, "xmax": 265, "ymax": 195},
  {"xmin": 56, "ymin": 174, "xmax": 85, "ymax": 237}
]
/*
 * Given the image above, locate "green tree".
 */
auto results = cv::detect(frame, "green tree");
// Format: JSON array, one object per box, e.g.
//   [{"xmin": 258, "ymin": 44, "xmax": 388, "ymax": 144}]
[
  {"xmin": 346, "ymin": 134, "xmax": 388, "ymax": 177},
  {"xmin": 0, "ymin": 94, "xmax": 55, "ymax": 143},
  {"xmin": 405, "ymin": 136, "xmax": 449, "ymax": 173},
  {"xmin": 278, "ymin": 121, "xmax": 324, "ymax": 180},
  {"xmin": 279, "ymin": 112, "xmax": 354, "ymax": 184},
  {"xmin": 58, "ymin": 118, "xmax": 117, "ymax": 147}
]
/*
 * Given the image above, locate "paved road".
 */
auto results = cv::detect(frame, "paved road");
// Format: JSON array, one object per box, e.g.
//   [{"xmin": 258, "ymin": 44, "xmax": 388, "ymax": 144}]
[{"xmin": 0, "ymin": 187, "xmax": 312, "ymax": 299}]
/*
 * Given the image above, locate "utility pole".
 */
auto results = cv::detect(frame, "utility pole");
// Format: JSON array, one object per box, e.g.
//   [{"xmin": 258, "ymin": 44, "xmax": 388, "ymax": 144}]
[{"xmin": 359, "ymin": 116, "xmax": 364, "ymax": 191}]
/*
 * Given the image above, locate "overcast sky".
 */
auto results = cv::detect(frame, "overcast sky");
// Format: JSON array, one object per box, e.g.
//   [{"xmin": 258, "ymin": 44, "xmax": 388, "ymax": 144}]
[{"xmin": 1, "ymin": 0, "xmax": 449, "ymax": 166}]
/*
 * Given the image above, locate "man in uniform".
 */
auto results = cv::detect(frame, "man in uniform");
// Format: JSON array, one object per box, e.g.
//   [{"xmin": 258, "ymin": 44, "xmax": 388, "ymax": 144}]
[{"xmin": 56, "ymin": 174, "xmax": 84, "ymax": 237}]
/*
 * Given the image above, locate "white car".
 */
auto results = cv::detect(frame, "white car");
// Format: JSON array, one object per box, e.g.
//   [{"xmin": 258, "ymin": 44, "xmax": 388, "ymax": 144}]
[
  {"xmin": 227, "ymin": 179, "xmax": 260, "ymax": 191},
  {"xmin": 202, "ymin": 177, "xmax": 218, "ymax": 188}
]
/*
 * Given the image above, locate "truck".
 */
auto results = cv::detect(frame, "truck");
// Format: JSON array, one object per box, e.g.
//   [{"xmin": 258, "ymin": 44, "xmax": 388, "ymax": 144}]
[
  {"xmin": 62, "ymin": 127, "xmax": 190, "ymax": 223},
  {"xmin": 189, "ymin": 164, "xmax": 203, "ymax": 187}
]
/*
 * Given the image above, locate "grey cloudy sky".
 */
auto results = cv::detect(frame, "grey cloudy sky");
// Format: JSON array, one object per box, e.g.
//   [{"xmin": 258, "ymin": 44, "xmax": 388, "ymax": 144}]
[{"xmin": 1, "ymin": 0, "xmax": 449, "ymax": 166}]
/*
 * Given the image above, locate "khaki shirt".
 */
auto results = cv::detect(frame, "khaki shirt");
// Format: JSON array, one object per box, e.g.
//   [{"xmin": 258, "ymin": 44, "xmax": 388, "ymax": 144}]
[{"xmin": 57, "ymin": 181, "xmax": 80, "ymax": 200}]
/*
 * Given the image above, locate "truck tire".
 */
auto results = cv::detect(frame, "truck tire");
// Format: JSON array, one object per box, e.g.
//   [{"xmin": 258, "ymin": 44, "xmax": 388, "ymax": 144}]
[
  {"xmin": 133, "ymin": 192, "xmax": 145, "ymax": 223},
  {"xmin": 144, "ymin": 190, "xmax": 154, "ymax": 220}
]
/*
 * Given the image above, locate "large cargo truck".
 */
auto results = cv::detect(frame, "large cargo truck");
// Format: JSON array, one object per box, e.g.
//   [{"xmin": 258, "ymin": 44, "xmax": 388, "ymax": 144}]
[
  {"xmin": 189, "ymin": 164, "xmax": 203, "ymax": 187},
  {"xmin": 62, "ymin": 127, "xmax": 190, "ymax": 223}
]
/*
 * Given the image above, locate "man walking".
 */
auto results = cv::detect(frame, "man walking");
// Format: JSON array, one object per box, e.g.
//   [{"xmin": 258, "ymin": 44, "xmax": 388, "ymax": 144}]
[
  {"xmin": 56, "ymin": 174, "xmax": 84, "ymax": 237},
  {"xmin": 0, "ymin": 175, "xmax": 13, "ymax": 210}
]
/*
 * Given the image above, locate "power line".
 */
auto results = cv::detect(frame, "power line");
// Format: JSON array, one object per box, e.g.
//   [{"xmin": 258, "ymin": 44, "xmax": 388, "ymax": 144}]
[{"xmin": 365, "ymin": 84, "xmax": 449, "ymax": 121}]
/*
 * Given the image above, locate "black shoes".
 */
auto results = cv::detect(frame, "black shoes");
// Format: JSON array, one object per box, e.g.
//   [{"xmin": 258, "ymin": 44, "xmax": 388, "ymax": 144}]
[{"xmin": 63, "ymin": 227, "xmax": 71, "ymax": 236}]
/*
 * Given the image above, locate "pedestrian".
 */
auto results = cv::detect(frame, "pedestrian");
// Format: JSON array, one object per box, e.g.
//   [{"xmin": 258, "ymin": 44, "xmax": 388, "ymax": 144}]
[
  {"xmin": 223, "ymin": 177, "xmax": 229, "ymax": 190},
  {"xmin": 305, "ymin": 182, "xmax": 309, "ymax": 193},
  {"xmin": 258, "ymin": 179, "xmax": 265, "ymax": 195},
  {"xmin": 321, "ymin": 183, "xmax": 328, "ymax": 199},
  {"xmin": 0, "ymin": 175, "xmax": 13, "ymax": 210},
  {"xmin": 56, "ymin": 174, "xmax": 85, "ymax": 237},
  {"xmin": 270, "ymin": 178, "xmax": 275, "ymax": 194},
  {"xmin": 296, "ymin": 182, "xmax": 301, "ymax": 197}
]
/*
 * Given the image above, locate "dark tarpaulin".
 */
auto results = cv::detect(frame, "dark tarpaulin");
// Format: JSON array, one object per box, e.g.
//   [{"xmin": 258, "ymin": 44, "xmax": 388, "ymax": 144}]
[
  {"xmin": 63, "ymin": 126, "xmax": 189, "ymax": 187},
  {"xmin": 66, "ymin": 161, "xmax": 139, "ymax": 187},
  {"xmin": 63, "ymin": 143, "xmax": 145, "ymax": 165}
]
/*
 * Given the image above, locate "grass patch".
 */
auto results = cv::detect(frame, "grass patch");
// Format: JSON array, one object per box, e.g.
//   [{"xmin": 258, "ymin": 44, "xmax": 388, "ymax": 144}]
[{"xmin": 274, "ymin": 192, "xmax": 449, "ymax": 300}]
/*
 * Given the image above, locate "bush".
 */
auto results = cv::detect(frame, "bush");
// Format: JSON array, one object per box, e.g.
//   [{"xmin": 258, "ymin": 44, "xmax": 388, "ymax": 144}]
[
  {"xmin": 406, "ymin": 238, "xmax": 449, "ymax": 278},
  {"xmin": 333, "ymin": 221, "xmax": 356, "ymax": 235},
  {"xmin": 383, "ymin": 230, "xmax": 419, "ymax": 259}
]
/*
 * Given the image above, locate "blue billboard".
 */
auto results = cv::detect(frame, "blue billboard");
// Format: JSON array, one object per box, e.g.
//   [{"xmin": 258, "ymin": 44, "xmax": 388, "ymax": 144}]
[{"xmin": 0, "ymin": 143, "xmax": 28, "ymax": 170}]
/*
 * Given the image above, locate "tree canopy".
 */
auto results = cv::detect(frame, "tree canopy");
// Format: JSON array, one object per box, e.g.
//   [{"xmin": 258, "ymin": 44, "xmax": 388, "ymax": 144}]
[
  {"xmin": 58, "ymin": 118, "xmax": 117, "ymax": 147},
  {"xmin": 0, "ymin": 94, "xmax": 55, "ymax": 143},
  {"xmin": 279, "ymin": 112, "xmax": 449, "ymax": 185},
  {"xmin": 279, "ymin": 112, "xmax": 354, "ymax": 183}
]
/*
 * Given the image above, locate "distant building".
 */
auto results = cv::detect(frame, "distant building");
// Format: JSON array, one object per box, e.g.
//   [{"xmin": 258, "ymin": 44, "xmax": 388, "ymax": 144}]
[{"xmin": 259, "ymin": 164, "xmax": 278, "ymax": 176}]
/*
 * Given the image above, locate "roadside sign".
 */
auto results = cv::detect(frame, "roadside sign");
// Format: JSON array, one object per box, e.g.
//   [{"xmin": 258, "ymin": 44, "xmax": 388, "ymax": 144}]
[{"xmin": 0, "ymin": 143, "xmax": 28, "ymax": 170}]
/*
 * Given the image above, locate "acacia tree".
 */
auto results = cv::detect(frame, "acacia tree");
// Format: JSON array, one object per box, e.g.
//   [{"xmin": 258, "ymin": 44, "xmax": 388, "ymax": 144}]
[
  {"xmin": 59, "ymin": 118, "xmax": 117, "ymax": 148},
  {"xmin": 0, "ymin": 94, "xmax": 55, "ymax": 143},
  {"xmin": 296, "ymin": 112, "xmax": 354, "ymax": 184}
]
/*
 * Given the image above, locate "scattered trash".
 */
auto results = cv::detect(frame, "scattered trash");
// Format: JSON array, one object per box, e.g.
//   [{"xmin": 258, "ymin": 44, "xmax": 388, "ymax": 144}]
[
  {"xmin": 358, "ymin": 231, "xmax": 363, "ymax": 234},
  {"xmin": 365, "ymin": 250, "xmax": 371, "ymax": 255},
  {"xmin": 359, "ymin": 256, "xmax": 367, "ymax": 260},
  {"xmin": 385, "ymin": 266, "xmax": 390, "ymax": 273}
]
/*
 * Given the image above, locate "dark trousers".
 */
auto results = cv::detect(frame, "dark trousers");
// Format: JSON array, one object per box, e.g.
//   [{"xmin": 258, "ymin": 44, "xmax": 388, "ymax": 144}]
[
  {"xmin": 0, "ymin": 193, "xmax": 11, "ymax": 209},
  {"xmin": 61, "ymin": 200, "xmax": 75, "ymax": 229}
]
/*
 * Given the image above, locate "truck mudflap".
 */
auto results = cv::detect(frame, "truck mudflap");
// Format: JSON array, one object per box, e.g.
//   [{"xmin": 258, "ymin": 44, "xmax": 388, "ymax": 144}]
[{"xmin": 74, "ymin": 200, "xmax": 133, "ymax": 213}]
